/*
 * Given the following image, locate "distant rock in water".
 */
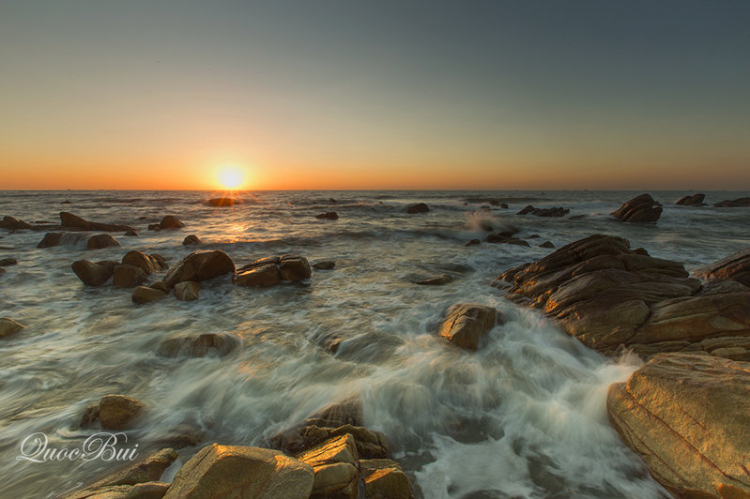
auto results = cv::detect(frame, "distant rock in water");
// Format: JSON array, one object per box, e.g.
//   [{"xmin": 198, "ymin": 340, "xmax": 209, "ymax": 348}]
[
  {"xmin": 37, "ymin": 232, "xmax": 63, "ymax": 248},
  {"xmin": 59, "ymin": 211, "xmax": 135, "ymax": 232},
  {"xmin": 486, "ymin": 234, "xmax": 529, "ymax": 246},
  {"xmin": 132, "ymin": 286, "xmax": 168, "ymax": 304},
  {"xmin": 165, "ymin": 250, "xmax": 235, "ymax": 288},
  {"xmin": 406, "ymin": 203, "xmax": 429, "ymax": 214},
  {"xmin": 157, "ymin": 332, "xmax": 240, "ymax": 358},
  {"xmin": 0, "ymin": 258, "xmax": 18, "ymax": 266},
  {"xmin": 72, "ymin": 260, "xmax": 118, "ymax": 286},
  {"xmin": 612, "ymin": 194, "xmax": 663, "ymax": 222},
  {"xmin": 183, "ymin": 234, "xmax": 201, "ymax": 245},
  {"xmin": 695, "ymin": 247, "xmax": 750, "ymax": 288},
  {"xmin": 97, "ymin": 395, "xmax": 146, "ymax": 431},
  {"xmin": 329, "ymin": 198, "xmax": 337, "ymax": 204},
  {"xmin": 205, "ymin": 197, "xmax": 238, "ymax": 207},
  {"xmin": 124, "ymin": 229, "xmax": 138, "ymax": 237},
  {"xmin": 416, "ymin": 274, "xmax": 452, "ymax": 286},
  {"xmin": 313, "ymin": 260, "xmax": 336, "ymax": 271},
  {"xmin": 438, "ymin": 303, "xmax": 500, "ymax": 350},
  {"xmin": 234, "ymin": 255, "xmax": 311, "ymax": 287},
  {"xmin": 608, "ymin": 353, "xmax": 750, "ymax": 498},
  {"xmin": 714, "ymin": 197, "xmax": 750, "ymax": 207},
  {"xmin": 0, "ymin": 215, "xmax": 32, "ymax": 230},
  {"xmin": 517, "ymin": 205, "xmax": 569, "ymax": 217},
  {"xmin": 158, "ymin": 215, "xmax": 185, "ymax": 230},
  {"xmin": 675, "ymin": 193, "xmax": 705, "ymax": 206},
  {"xmin": 0, "ymin": 318, "xmax": 25, "ymax": 338},
  {"xmin": 465, "ymin": 239, "xmax": 480, "ymax": 247},
  {"xmin": 316, "ymin": 212, "xmax": 339, "ymax": 220},
  {"xmin": 539, "ymin": 241, "xmax": 555, "ymax": 248},
  {"xmin": 86, "ymin": 234, "xmax": 120, "ymax": 250}
]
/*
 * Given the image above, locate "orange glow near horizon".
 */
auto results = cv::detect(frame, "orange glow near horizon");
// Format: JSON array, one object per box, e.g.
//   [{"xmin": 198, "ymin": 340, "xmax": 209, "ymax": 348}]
[{"xmin": 216, "ymin": 165, "xmax": 246, "ymax": 190}]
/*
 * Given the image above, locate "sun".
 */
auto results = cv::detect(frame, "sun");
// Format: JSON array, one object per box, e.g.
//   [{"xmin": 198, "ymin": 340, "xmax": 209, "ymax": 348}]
[{"xmin": 217, "ymin": 166, "xmax": 245, "ymax": 190}]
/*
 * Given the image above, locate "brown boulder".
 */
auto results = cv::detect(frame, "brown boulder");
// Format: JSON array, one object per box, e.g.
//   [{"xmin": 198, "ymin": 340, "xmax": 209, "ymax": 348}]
[
  {"xmin": 1, "ymin": 215, "xmax": 31, "ymax": 230},
  {"xmin": 675, "ymin": 193, "xmax": 706, "ymax": 206},
  {"xmin": 182, "ymin": 234, "xmax": 201, "ymax": 245},
  {"xmin": 86, "ymin": 234, "xmax": 121, "ymax": 250},
  {"xmin": 122, "ymin": 250, "xmax": 161, "ymax": 275},
  {"xmin": 696, "ymin": 247, "xmax": 750, "ymax": 288},
  {"xmin": 174, "ymin": 281, "xmax": 200, "ymax": 301},
  {"xmin": 271, "ymin": 424, "xmax": 389, "ymax": 460},
  {"xmin": 313, "ymin": 261, "xmax": 336, "ymax": 271},
  {"xmin": 157, "ymin": 332, "xmax": 240, "ymax": 358},
  {"xmin": 406, "ymin": 203, "xmax": 429, "ymax": 214},
  {"xmin": 361, "ymin": 459, "xmax": 412, "ymax": 499},
  {"xmin": 60, "ymin": 211, "xmax": 94, "ymax": 230},
  {"xmin": 316, "ymin": 212, "xmax": 339, "ymax": 220},
  {"xmin": 233, "ymin": 262, "xmax": 281, "ymax": 287},
  {"xmin": 37, "ymin": 232, "xmax": 63, "ymax": 248},
  {"xmin": 714, "ymin": 197, "xmax": 750, "ymax": 207},
  {"xmin": 99, "ymin": 395, "xmax": 145, "ymax": 430},
  {"xmin": 438, "ymin": 303, "xmax": 499, "ymax": 350},
  {"xmin": 612, "ymin": 193, "xmax": 663, "ymax": 223},
  {"xmin": 163, "ymin": 444, "xmax": 314, "ymax": 499},
  {"xmin": 113, "ymin": 264, "xmax": 148, "ymax": 288},
  {"xmin": 164, "ymin": 250, "xmax": 235, "ymax": 288},
  {"xmin": 158, "ymin": 215, "xmax": 184, "ymax": 229},
  {"xmin": 608, "ymin": 354, "xmax": 750, "ymax": 498},
  {"xmin": 0, "ymin": 258, "xmax": 18, "ymax": 266},
  {"xmin": 234, "ymin": 255, "xmax": 311, "ymax": 287},
  {"xmin": 72, "ymin": 260, "xmax": 117, "ymax": 286},
  {"xmin": 0, "ymin": 318, "xmax": 25, "ymax": 338},
  {"xmin": 279, "ymin": 255, "xmax": 312, "ymax": 282},
  {"xmin": 297, "ymin": 434, "xmax": 360, "ymax": 499},
  {"xmin": 132, "ymin": 286, "xmax": 168, "ymax": 304}
]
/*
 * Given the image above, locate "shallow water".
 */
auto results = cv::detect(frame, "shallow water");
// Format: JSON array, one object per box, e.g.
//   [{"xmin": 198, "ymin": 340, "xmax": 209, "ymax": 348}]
[{"xmin": 1, "ymin": 189, "xmax": 748, "ymax": 498}]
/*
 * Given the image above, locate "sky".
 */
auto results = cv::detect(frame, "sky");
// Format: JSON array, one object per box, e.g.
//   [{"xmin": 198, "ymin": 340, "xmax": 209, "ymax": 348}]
[{"xmin": 1, "ymin": 0, "xmax": 749, "ymax": 191}]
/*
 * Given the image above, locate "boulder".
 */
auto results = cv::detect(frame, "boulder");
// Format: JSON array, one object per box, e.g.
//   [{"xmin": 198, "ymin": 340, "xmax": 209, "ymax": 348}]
[
  {"xmin": 122, "ymin": 250, "xmax": 164, "ymax": 275},
  {"xmin": 361, "ymin": 459, "xmax": 412, "ymax": 499},
  {"xmin": 438, "ymin": 303, "xmax": 499, "ymax": 350},
  {"xmin": 37, "ymin": 232, "xmax": 63, "ymax": 248},
  {"xmin": 158, "ymin": 215, "xmax": 184, "ymax": 229},
  {"xmin": 696, "ymin": 247, "xmax": 750, "ymax": 288},
  {"xmin": 174, "ymin": 281, "xmax": 200, "ymax": 301},
  {"xmin": 271, "ymin": 424, "xmax": 389, "ymax": 460},
  {"xmin": 164, "ymin": 250, "xmax": 235, "ymax": 288},
  {"xmin": 313, "ymin": 261, "xmax": 336, "ymax": 271},
  {"xmin": 0, "ymin": 318, "xmax": 25, "ymax": 338},
  {"xmin": 86, "ymin": 234, "xmax": 121, "ymax": 250},
  {"xmin": 150, "ymin": 281, "xmax": 168, "ymax": 293},
  {"xmin": 316, "ymin": 212, "xmax": 339, "ymax": 220},
  {"xmin": 608, "ymin": 354, "xmax": 750, "ymax": 498},
  {"xmin": 113, "ymin": 264, "xmax": 148, "ymax": 288},
  {"xmin": 0, "ymin": 258, "xmax": 18, "ymax": 266},
  {"xmin": 206, "ymin": 197, "xmax": 237, "ymax": 207},
  {"xmin": 675, "ymin": 193, "xmax": 706, "ymax": 206},
  {"xmin": 297, "ymin": 434, "xmax": 360, "ymax": 499},
  {"xmin": 612, "ymin": 193, "xmax": 662, "ymax": 222},
  {"xmin": 233, "ymin": 255, "xmax": 311, "ymax": 287},
  {"xmin": 182, "ymin": 234, "xmax": 201, "ymax": 245},
  {"xmin": 279, "ymin": 255, "xmax": 312, "ymax": 282},
  {"xmin": 406, "ymin": 203, "xmax": 429, "ymax": 214},
  {"xmin": 714, "ymin": 197, "xmax": 750, "ymax": 207},
  {"xmin": 234, "ymin": 262, "xmax": 281, "ymax": 287},
  {"xmin": 540, "ymin": 241, "xmax": 555, "ymax": 248},
  {"xmin": 1, "ymin": 216, "xmax": 27, "ymax": 230},
  {"xmin": 163, "ymin": 444, "xmax": 314, "ymax": 499},
  {"xmin": 157, "ymin": 332, "xmax": 240, "ymax": 358},
  {"xmin": 124, "ymin": 229, "xmax": 138, "ymax": 237},
  {"xmin": 416, "ymin": 274, "xmax": 452, "ymax": 286},
  {"xmin": 517, "ymin": 205, "xmax": 569, "ymax": 217},
  {"xmin": 497, "ymin": 234, "xmax": 750, "ymax": 358},
  {"xmin": 72, "ymin": 260, "xmax": 118, "ymax": 286},
  {"xmin": 60, "ymin": 211, "xmax": 93, "ymax": 230},
  {"xmin": 99, "ymin": 395, "xmax": 145, "ymax": 431},
  {"xmin": 132, "ymin": 286, "xmax": 168, "ymax": 304}
]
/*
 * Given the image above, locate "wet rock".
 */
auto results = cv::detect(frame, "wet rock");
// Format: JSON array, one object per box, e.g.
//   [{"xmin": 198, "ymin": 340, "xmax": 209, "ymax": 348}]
[
  {"xmin": 234, "ymin": 262, "xmax": 281, "ymax": 287},
  {"xmin": 0, "ymin": 318, "xmax": 25, "ymax": 338},
  {"xmin": 164, "ymin": 250, "xmax": 235, "ymax": 288},
  {"xmin": 158, "ymin": 215, "xmax": 184, "ymax": 230},
  {"xmin": 316, "ymin": 212, "xmax": 339, "ymax": 220},
  {"xmin": 60, "ymin": 211, "xmax": 93, "ymax": 230},
  {"xmin": 157, "ymin": 332, "xmax": 240, "ymax": 358},
  {"xmin": 313, "ymin": 261, "xmax": 336, "ymax": 271},
  {"xmin": 149, "ymin": 281, "xmax": 168, "ymax": 293},
  {"xmin": 330, "ymin": 198, "xmax": 337, "ymax": 204},
  {"xmin": 479, "ymin": 222, "xmax": 494, "ymax": 232},
  {"xmin": 612, "ymin": 193, "xmax": 663, "ymax": 223},
  {"xmin": 438, "ymin": 303, "xmax": 499, "ymax": 350},
  {"xmin": 406, "ymin": 203, "xmax": 429, "ymax": 214},
  {"xmin": 714, "ymin": 197, "xmax": 750, "ymax": 207},
  {"xmin": 0, "ymin": 258, "xmax": 17, "ymax": 266},
  {"xmin": 233, "ymin": 255, "xmax": 311, "ymax": 287},
  {"xmin": 696, "ymin": 247, "xmax": 750, "ymax": 288},
  {"xmin": 271, "ymin": 424, "xmax": 389, "ymax": 460},
  {"xmin": 279, "ymin": 255, "xmax": 312, "ymax": 281},
  {"xmin": 206, "ymin": 197, "xmax": 237, "ymax": 207},
  {"xmin": 416, "ymin": 274, "xmax": 452, "ymax": 286},
  {"xmin": 675, "ymin": 193, "xmax": 706, "ymax": 206},
  {"xmin": 163, "ymin": 444, "xmax": 314, "ymax": 499},
  {"xmin": 148, "ymin": 224, "xmax": 161, "ymax": 231},
  {"xmin": 174, "ymin": 281, "xmax": 200, "ymax": 301},
  {"xmin": 182, "ymin": 234, "xmax": 201, "ymax": 245},
  {"xmin": 124, "ymin": 229, "xmax": 138, "ymax": 237},
  {"xmin": 72, "ymin": 260, "xmax": 118, "ymax": 286},
  {"xmin": 1, "ymin": 215, "xmax": 32, "ymax": 230},
  {"xmin": 307, "ymin": 399, "xmax": 364, "ymax": 428},
  {"xmin": 86, "ymin": 234, "xmax": 121, "ymax": 250},
  {"xmin": 113, "ymin": 264, "xmax": 148, "ymax": 288},
  {"xmin": 517, "ymin": 205, "xmax": 569, "ymax": 217},
  {"xmin": 361, "ymin": 459, "xmax": 412, "ymax": 499},
  {"xmin": 99, "ymin": 395, "xmax": 145, "ymax": 431},
  {"xmin": 465, "ymin": 239, "xmax": 480, "ymax": 247},
  {"xmin": 132, "ymin": 286, "xmax": 168, "ymax": 304},
  {"xmin": 608, "ymin": 354, "xmax": 750, "ymax": 498},
  {"xmin": 122, "ymin": 251, "xmax": 163, "ymax": 275},
  {"xmin": 37, "ymin": 232, "xmax": 63, "ymax": 248},
  {"xmin": 297, "ymin": 434, "xmax": 360, "ymax": 499},
  {"xmin": 486, "ymin": 234, "xmax": 529, "ymax": 246},
  {"xmin": 158, "ymin": 424, "xmax": 204, "ymax": 449},
  {"xmin": 540, "ymin": 241, "xmax": 555, "ymax": 248},
  {"xmin": 65, "ymin": 481, "xmax": 170, "ymax": 499}
]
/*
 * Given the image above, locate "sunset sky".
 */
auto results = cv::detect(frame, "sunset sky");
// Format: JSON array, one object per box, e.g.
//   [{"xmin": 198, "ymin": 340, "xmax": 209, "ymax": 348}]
[{"xmin": 1, "ymin": 1, "xmax": 749, "ymax": 190}]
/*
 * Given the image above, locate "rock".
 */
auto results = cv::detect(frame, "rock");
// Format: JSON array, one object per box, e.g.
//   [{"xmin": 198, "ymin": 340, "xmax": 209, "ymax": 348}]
[
  {"xmin": 540, "ymin": 241, "xmax": 555, "ymax": 248},
  {"xmin": 279, "ymin": 255, "xmax": 312, "ymax": 281},
  {"xmin": 182, "ymin": 234, "xmax": 201, "ymax": 245},
  {"xmin": 158, "ymin": 215, "xmax": 184, "ymax": 229},
  {"xmin": 158, "ymin": 424, "xmax": 204, "ymax": 449},
  {"xmin": 234, "ymin": 255, "xmax": 311, "ymax": 287},
  {"xmin": 406, "ymin": 203, "xmax": 429, "ymax": 214},
  {"xmin": 313, "ymin": 261, "xmax": 336, "ymax": 271},
  {"xmin": 0, "ymin": 215, "xmax": 30, "ymax": 230},
  {"xmin": 517, "ymin": 205, "xmax": 569, "ymax": 217},
  {"xmin": 696, "ymin": 247, "xmax": 750, "ymax": 288},
  {"xmin": 148, "ymin": 224, "xmax": 161, "ymax": 231},
  {"xmin": 99, "ymin": 395, "xmax": 145, "ymax": 431},
  {"xmin": 122, "ymin": 251, "xmax": 161, "ymax": 275},
  {"xmin": 271, "ymin": 424, "xmax": 389, "ymax": 460},
  {"xmin": 297, "ymin": 434, "xmax": 360, "ymax": 499},
  {"xmin": 612, "ymin": 193, "xmax": 663, "ymax": 223},
  {"xmin": 330, "ymin": 198, "xmax": 337, "ymax": 204},
  {"xmin": 60, "ymin": 211, "xmax": 93, "ymax": 230},
  {"xmin": 150, "ymin": 281, "xmax": 168, "ymax": 293},
  {"xmin": 416, "ymin": 274, "xmax": 452, "ymax": 286},
  {"xmin": 497, "ymin": 234, "xmax": 750, "ymax": 357},
  {"xmin": 151, "ymin": 254, "xmax": 169, "ymax": 271},
  {"xmin": 132, "ymin": 286, "xmax": 168, "ymax": 304},
  {"xmin": 113, "ymin": 264, "xmax": 148, "ymax": 288},
  {"xmin": 157, "ymin": 332, "xmax": 240, "ymax": 358},
  {"xmin": 305, "ymin": 399, "xmax": 364, "ymax": 428},
  {"xmin": 675, "ymin": 193, "xmax": 706, "ymax": 206},
  {"xmin": 86, "ymin": 234, "xmax": 121, "ymax": 250},
  {"xmin": 163, "ymin": 444, "xmax": 314, "ymax": 499},
  {"xmin": 234, "ymin": 262, "xmax": 281, "ymax": 287},
  {"xmin": 206, "ymin": 197, "xmax": 237, "ymax": 207},
  {"xmin": 316, "ymin": 212, "xmax": 339, "ymax": 220},
  {"xmin": 0, "ymin": 318, "xmax": 25, "ymax": 338},
  {"xmin": 61, "ymin": 448, "xmax": 177, "ymax": 499},
  {"xmin": 608, "ymin": 354, "xmax": 750, "ymax": 498},
  {"xmin": 438, "ymin": 303, "xmax": 499, "ymax": 350},
  {"xmin": 37, "ymin": 232, "xmax": 63, "ymax": 248},
  {"xmin": 124, "ymin": 229, "xmax": 138, "ymax": 237},
  {"xmin": 486, "ymin": 234, "xmax": 529, "ymax": 246},
  {"xmin": 164, "ymin": 250, "xmax": 235, "ymax": 288},
  {"xmin": 465, "ymin": 239, "xmax": 480, "ymax": 247},
  {"xmin": 0, "ymin": 258, "xmax": 17, "ymax": 266},
  {"xmin": 174, "ymin": 281, "xmax": 200, "ymax": 301},
  {"xmin": 714, "ymin": 197, "xmax": 750, "ymax": 207},
  {"xmin": 72, "ymin": 260, "xmax": 118, "ymax": 286},
  {"xmin": 361, "ymin": 459, "xmax": 412, "ymax": 499}
]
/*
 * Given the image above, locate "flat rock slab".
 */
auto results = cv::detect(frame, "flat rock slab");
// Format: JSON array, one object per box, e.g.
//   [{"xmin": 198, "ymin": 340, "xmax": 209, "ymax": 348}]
[
  {"xmin": 608, "ymin": 353, "xmax": 750, "ymax": 498},
  {"xmin": 696, "ymin": 247, "xmax": 750, "ymax": 288}
]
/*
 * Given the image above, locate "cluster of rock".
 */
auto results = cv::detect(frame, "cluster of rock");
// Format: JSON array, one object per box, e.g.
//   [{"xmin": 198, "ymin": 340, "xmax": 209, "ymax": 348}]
[
  {"xmin": 72, "ymin": 250, "xmax": 168, "ymax": 288},
  {"xmin": 233, "ymin": 255, "xmax": 311, "ymax": 287},
  {"xmin": 612, "ymin": 194, "xmax": 663, "ymax": 223},
  {"xmin": 517, "ymin": 205, "xmax": 569, "ymax": 217},
  {"xmin": 675, "ymin": 193, "xmax": 705, "ymax": 206},
  {"xmin": 0, "ymin": 215, "xmax": 32, "ymax": 230},
  {"xmin": 496, "ymin": 234, "xmax": 750, "ymax": 360}
]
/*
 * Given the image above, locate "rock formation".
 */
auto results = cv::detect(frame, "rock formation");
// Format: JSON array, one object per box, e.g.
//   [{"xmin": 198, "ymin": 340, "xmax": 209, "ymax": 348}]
[{"xmin": 612, "ymin": 194, "xmax": 662, "ymax": 223}]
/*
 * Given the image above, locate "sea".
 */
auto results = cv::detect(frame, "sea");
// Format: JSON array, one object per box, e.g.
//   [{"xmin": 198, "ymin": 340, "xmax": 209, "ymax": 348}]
[{"xmin": 0, "ymin": 189, "xmax": 748, "ymax": 498}]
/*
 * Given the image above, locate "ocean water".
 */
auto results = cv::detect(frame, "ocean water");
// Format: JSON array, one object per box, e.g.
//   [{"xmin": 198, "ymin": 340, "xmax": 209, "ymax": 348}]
[{"xmin": 0, "ymin": 189, "xmax": 748, "ymax": 498}]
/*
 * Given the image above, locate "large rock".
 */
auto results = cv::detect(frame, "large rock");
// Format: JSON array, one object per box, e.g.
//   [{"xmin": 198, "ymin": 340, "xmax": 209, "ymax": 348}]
[
  {"xmin": 164, "ymin": 250, "xmax": 235, "ymax": 288},
  {"xmin": 234, "ymin": 255, "xmax": 311, "ymax": 287},
  {"xmin": 696, "ymin": 247, "xmax": 750, "ymax": 288},
  {"xmin": 113, "ymin": 264, "xmax": 148, "ymax": 288},
  {"xmin": 0, "ymin": 318, "xmax": 24, "ymax": 338},
  {"xmin": 157, "ymin": 332, "xmax": 240, "ymax": 358},
  {"xmin": 183, "ymin": 235, "xmax": 201, "ymax": 246},
  {"xmin": 158, "ymin": 215, "xmax": 185, "ymax": 229},
  {"xmin": 438, "ymin": 303, "xmax": 499, "ymax": 350},
  {"xmin": 497, "ymin": 234, "xmax": 750, "ymax": 358},
  {"xmin": 122, "ymin": 250, "xmax": 167, "ymax": 275},
  {"xmin": 297, "ymin": 434, "xmax": 360, "ymax": 499},
  {"xmin": 714, "ymin": 197, "xmax": 750, "ymax": 207},
  {"xmin": 60, "ymin": 211, "xmax": 93, "ymax": 230},
  {"xmin": 86, "ymin": 234, "xmax": 121, "ymax": 250},
  {"xmin": 72, "ymin": 260, "xmax": 118, "ymax": 286},
  {"xmin": 37, "ymin": 232, "xmax": 63, "ymax": 248},
  {"xmin": 163, "ymin": 444, "xmax": 314, "ymax": 499},
  {"xmin": 174, "ymin": 281, "xmax": 200, "ymax": 301},
  {"xmin": 234, "ymin": 262, "xmax": 281, "ymax": 287},
  {"xmin": 608, "ymin": 354, "xmax": 750, "ymax": 498},
  {"xmin": 612, "ymin": 193, "xmax": 663, "ymax": 223},
  {"xmin": 132, "ymin": 286, "xmax": 168, "ymax": 304},
  {"xmin": 361, "ymin": 459, "xmax": 412, "ymax": 499},
  {"xmin": 675, "ymin": 193, "xmax": 706, "ymax": 206},
  {"xmin": 99, "ymin": 395, "xmax": 145, "ymax": 431},
  {"xmin": 1, "ymin": 215, "xmax": 32, "ymax": 230},
  {"xmin": 271, "ymin": 424, "xmax": 389, "ymax": 460}
]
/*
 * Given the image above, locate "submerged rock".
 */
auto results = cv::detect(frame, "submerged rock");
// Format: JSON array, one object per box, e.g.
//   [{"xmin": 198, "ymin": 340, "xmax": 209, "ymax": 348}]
[
  {"xmin": 164, "ymin": 250, "xmax": 235, "ymax": 288},
  {"xmin": 174, "ymin": 281, "xmax": 200, "ymax": 301},
  {"xmin": 416, "ymin": 274, "xmax": 452, "ymax": 286},
  {"xmin": 438, "ymin": 303, "xmax": 499, "ymax": 350},
  {"xmin": 406, "ymin": 203, "xmax": 429, "ymax": 214},
  {"xmin": 98, "ymin": 394, "xmax": 145, "ymax": 431},
  {"xmin": 695, "ymin": 247, "xmax": 750, "ymax": 288},
  {"xmin": 1, "ymin": 215, "xmax": 32, "ymax": 230},
  {"xmin": 612, "ymin": 193, "xmax": 662, "ymax": 223},
  {"xmin": 714, "ymin": 197, "xmax": 750, "ymax": 207},
  {"xmin": 0, "ymin": 318, "xmax": 25, "ymax": 338},
  {"xmin": 158, "ymin": 215, "xmax": 185, "ymax": 230},
  {"xmin": 608, "ymin": 353, "xmax": 750, "ymax": 498},
  {"xmin": 37, "ymin": 232, "xmax": 63, "ymax": 248},
  {"xmin": 0, "ymin": 258, "xmax": 18, "ymax": 266},
  {"xmin": 206, "ymin": 197, "xmax": 237, "ymax": 207},
  {"xmin": 234, "ymin": 255, "xmax": 311, "ymax": 287},
  {"xmin": 72, "ymin": 260, "xmax": 118, "ymax": 286},
  {"xmin": 163, "ymin": 444, "xmax": 314, "ymax": 499},
  {"xmin": 486, "ymin": 234, "xmax": 529, "ymax": 246},
  {"xmin": 539, "ymin": 241, "xmax": 555, "ymax": 248},
  {"xmin": 316, "ymin": 212, "xmax": 339, "ymax": 220},
  {"xmin": 182, "ymin": 234, "xmax": 201, "ymax": 245},
  {"xmin": 675, "ymin": 193, "xmax": 706, "ymax": 206},
  {"xmin": 465, "ymin": 239, "xmax": 480, "ymax": 247},
  {"xmin": 60, "ymin": 211, "xmax": 135, "ymax": 232},
  {"xmin": 86, "ymin": 233, "xmax": 120, "ymax": 250},
  {"xmin": 124, "ymin": 229, "xmax": 138, "ymax": 237},
  {"xmin": 132, "ymin": 286, "xmax": 168, "ymax": 304},
  {"xmin": 517, "ymin": 205, "xmax": 569, "ymax": 217},
  {"xmin": 157, "ymin": 332, "xmax": 240, "ymax": 358},
  {"xmin": 313, "ymin": 261, "xmax": 336, "ymax": 271}
]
